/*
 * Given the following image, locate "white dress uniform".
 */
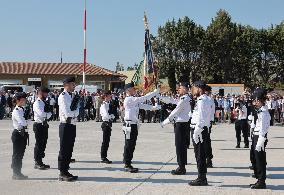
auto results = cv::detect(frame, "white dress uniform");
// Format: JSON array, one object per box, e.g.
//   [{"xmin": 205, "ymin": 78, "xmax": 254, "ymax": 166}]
[
  {"xmin": 33, "ymin": 98, "xmax": 52, "ymax": 123},
  {"xmin": 58, "ymin": 90, "xmax": 79, "ymax": 124},
  {"xmin": 33, "ymin": 98, "xmax": 52, "ymax": 165},
  {"xmin": 58, "ymin": 89, "xmax": 80, "ymax": 177},
  {"xmin": 235, "ymin": 104, "xmax": 249, "ymax": 147},
  {"xmin": 11, "ymin": 105, "xmax": 29, "ymax": 176},
  {"xmin": 190, "ymin": 94, "xmax": 211, "ymax": 179},
  {"xmin": 250, "ymin": 105, "xmax": 271, "ymax": 187},
  {"xmin": 100, "ymin": 100, "xmax": 115, "ymax": 160},
  {"xmin": 161, "ymin": 94, "xmax": 191, "ymax": 172},
  {"xmin": 123, "ymin": 89, "xmax": 159, "ymax": 168}
]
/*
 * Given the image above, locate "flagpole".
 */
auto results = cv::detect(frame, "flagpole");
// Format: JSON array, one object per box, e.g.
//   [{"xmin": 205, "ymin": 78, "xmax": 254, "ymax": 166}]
[{"xmin": 83, "ymin": 0, "xmax": 87, "ymax": 92}]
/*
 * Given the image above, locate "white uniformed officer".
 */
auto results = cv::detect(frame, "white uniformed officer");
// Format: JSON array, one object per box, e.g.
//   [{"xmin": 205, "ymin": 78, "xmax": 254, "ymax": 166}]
[
  {"xmin": 204, "ymin": 85, "xmax": 215, "ymax": 168},
  {"xmin": 58, "ymin": 77, "xmax": 79, "ymax": 182},
  {"xmin": 234, "ymin": 99, "xmax": 249, "ymax": 148},
  {"xmin": 250, "ymin": 88, "xmax": 270, "ymax": 189},
  {"xmin": 161, "ymin": 82, "xmax": 191, "ymax": 175},
  {"xmin": 100, "ymin": 90, "xmax": 115, "ymax": 164},
  {"xmin": 33, "ymin": 87, "xmax": 52, "ymax": 170},
  {"xmin": 11, "ymin": 92, "xmax": 29, "ymax": 180},
  {"xmin": 189, "ymin": 81, "xmax": 211, "ymax": 186},
  {"xmin": 123, "ymin": 82, "xmax": 160, "ymax": 173}
]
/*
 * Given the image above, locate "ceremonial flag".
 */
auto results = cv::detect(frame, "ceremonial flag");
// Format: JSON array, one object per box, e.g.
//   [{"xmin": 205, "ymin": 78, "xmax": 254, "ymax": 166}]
[{"xmin": 143, "ymin": 13, "xmax": 157, "ymax": 90}]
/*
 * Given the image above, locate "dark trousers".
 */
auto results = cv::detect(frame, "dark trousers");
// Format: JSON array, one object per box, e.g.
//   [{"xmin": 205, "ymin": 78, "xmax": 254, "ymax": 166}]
[
  {"xmin": 58, "ymin": 123, "xmax": 76, "ymax": 173},
  {"xmin": 251, "ymin": 134, "xmax": 267, "ymax": 181},
  {"xmin": 268, "ymin": 109, "xmax": 275, "ymax": 126},
  {"xmin": 33, "ymin": 123, "xmax": 48, "ymax": 163},
  {"xmin": 191, "ymin": 127, "xmax": 208, "ymax": 175},
  {"xmin": 205, "ymin": 124, "xmax": 213, "ymax": 160},
  {"xmin": 101, "ymin": 122, "xmax": 112, "ymax": 159},
  {"xmin": 235, "ymin": 119, "xmax": 249, "ymax": 146},
  {"xmin": 174, "ymin": 122, "xmax": 189, "ymax": 167},
  {"xmin": 11, "ymin": 130, "xmax": 27, "ymax": 173},
  {"xmin": 123, "ymin": 124, "xmax": 138, "ymax": 165}
]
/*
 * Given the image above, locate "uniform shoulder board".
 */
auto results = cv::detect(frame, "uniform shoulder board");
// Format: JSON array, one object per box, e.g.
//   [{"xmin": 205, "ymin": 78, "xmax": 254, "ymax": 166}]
[
  {"xmin": 61, "ymin": 92, "xmax": 65, "ymax": 95},
  {"xmin": 38, "ymin": 99, "xmax": 40, "ymax": 101},
  {"xmin": 15, "ymin": 108, "xmax": 18, "ymax": 110},
  {"xmin": 181, "ymin": 97, "xmax": 185, "ymax": 100}
]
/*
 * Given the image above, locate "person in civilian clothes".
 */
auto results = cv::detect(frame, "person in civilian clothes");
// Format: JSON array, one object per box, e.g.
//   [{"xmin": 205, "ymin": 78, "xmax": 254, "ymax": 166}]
[
  {"xmin": 33, "ymin": 87, "xmax": 52, "ymax": 170},
  {"xmin": 100, "ymin": 90, "xmax": 115, "ymax": 164},
  {"xmin": 160, "ymin": 82, "xmax": 191, "ymax": 175},
  {"xmin": 234, "ymin": 100, "xmax": 249, "ymax": 148},
  {"xmin": 250, "ymin": 88, "xmax": 271, "ymax": 189},
  {"xmin": 11, "ymin": 92, "xmax": 29, "ymax": 180},
  {"xmin": 266, "ymin": 95, "xmax": 276, "ymax": 126},
  {"xmin": 122, "ymin": 82, "xmax": 160, "ymax": 173},
  {"xmin": 58, "ymin": 77, "xmax": 79, "ymax": 182}
]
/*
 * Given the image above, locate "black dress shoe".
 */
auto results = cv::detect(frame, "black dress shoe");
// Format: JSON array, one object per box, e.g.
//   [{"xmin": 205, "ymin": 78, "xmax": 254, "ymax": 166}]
[
  {"xmin": 235, "ymin": 144, "xmax": 240, "ymax": 148},
  {"xmin": 58, "ymin": 173, "xmax": 75, "ymax": 182},
  {"xmin": 188, "ymin": 177, "xmax": 208, "ymax": 186},
  {"xmin": 101, "ymin": 158, "xmax": 112, "ymax": 164},
  {"xmin": 34, "ymin": 163, "xmax": 50, "ymax": 170},
  {"xmin": 251, "ymin": 173, "xmax": 256, "ymax": 178},
  {"xmin": 12, "ymin": 173, "xmax": 28, "ymax": 180},
  {"xmin": 124, "ymin": 165, "xmax": 139, "ymax": 173},
  {"xmin": 70, "ymin": 159, "xmax": 76, "ymax": 163},
  {"xmin": 171, "ymin": 167, "xmax": 186, "ymax": 175},
  {"xmin": 67, "ymin": 172, "xmax": 78, "ymax": 180},
  {"xmin": 244, "ymin": 145, "xmax": 249, "ymax": 148},
  {"xmin": 250, "ymin": 180, "xmax": 266, "ymax": 189},
  {"xmin": 249, "ymin": 165, "xmax": 253, "ymax": 170}
]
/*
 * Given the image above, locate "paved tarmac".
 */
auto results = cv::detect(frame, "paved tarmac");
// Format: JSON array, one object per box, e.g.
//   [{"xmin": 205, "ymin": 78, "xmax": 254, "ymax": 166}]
[{"xmin": 0, "ymin": 120, "xmax": 283, "ymax": 195}]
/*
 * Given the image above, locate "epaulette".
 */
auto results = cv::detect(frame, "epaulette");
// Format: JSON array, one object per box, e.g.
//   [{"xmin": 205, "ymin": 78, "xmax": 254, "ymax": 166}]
[
  {"xmin": 181, "ymin": 97, "xmax": 185, "ymax": 100},
  {"xmin": 15, "ymin": 108, "xmax": 18, "ymax": 110},
  {"xmin": 62, "ymin": 92, "xmax": 65, "ymax": 95}
]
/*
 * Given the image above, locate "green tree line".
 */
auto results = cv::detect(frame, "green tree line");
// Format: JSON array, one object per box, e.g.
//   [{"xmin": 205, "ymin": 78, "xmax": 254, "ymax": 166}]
[{"xmin": 152, "ymin": 9, "xmax": 284, "ymax": 91}]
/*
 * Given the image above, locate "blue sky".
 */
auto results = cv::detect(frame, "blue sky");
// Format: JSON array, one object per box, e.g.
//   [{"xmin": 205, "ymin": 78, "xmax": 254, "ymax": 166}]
[{"xmin": 0, "ymin": 0, "xmax": 283, "ymax": 71}]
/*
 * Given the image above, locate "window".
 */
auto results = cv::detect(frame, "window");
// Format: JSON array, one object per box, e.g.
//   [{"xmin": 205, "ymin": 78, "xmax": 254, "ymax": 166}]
[{"xmin": 87, "ymin": 81, "xmax": 105, "ymax": 90}]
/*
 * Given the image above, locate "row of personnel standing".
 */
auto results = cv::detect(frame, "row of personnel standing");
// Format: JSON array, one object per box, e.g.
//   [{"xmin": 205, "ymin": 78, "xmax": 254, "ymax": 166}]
[{"xmin": 10, "ymin": 77, "xmax": 271, "ymax": 189}]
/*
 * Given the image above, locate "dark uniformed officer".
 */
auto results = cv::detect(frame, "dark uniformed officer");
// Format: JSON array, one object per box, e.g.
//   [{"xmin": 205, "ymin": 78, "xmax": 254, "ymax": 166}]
[
  {"xmin": 33, "ymin": 87, "xmax": 52, "ymax": 170},
  {"xmin": 100, "ymin": 90, "xmax": 115, "ymax": 164},
  {"xmin": 123, "ymin": 82, "xmax": 160, "ymax": 173},
  {"xmin": 189, "ymin": 81, "xmax": 211, "ymax": 186},
  {"xmin": 58, "ymin": 77, "xmax": 79, "ymax": 182},
  {"xmin": 250, "ymin": 88, "xmax": 270, "ymax": 189},
  {"xmin": 11, "ymin": 92, "xmax": 29, "ymax": 180},
  {"xmin": 160, "ymin": 82, "xmax": 191, "ymax": 175}
]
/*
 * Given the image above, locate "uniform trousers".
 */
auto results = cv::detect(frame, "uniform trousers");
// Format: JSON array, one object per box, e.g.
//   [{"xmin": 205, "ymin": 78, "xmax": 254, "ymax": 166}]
[
  {"xmin": 11, "ymin": 130, "xmax": 27, "ymax": 173},
  {"xmin": 33, "ymin": 123, "xmax": 49, "ymax": 163},
  {"xmin": 101, "ymin": 121, "xmax": 112, "ymax": 159},
  {"xmin": 58, "ymin": 123, "xmax": 76, "ymax": 173},
  {"xmin": 250, "ymin": 134, "xmax": 267, "ymax": 181},
  {"xmin": 174, "ymin": 122, "xmax": 189, "ymax": 167},
  {"xmin": 123, "ymin": 124, "xmax": 138, "ymax": 166},
  {"xmin": 235, "ymin": 119, "xmax": 249, "ymax": 146},
  {"xmin": 191, "ymin": 127, "xmax": 208, "ymax": 175}
]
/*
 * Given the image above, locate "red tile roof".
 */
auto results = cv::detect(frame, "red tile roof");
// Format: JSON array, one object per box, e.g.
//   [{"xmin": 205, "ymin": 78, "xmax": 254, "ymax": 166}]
[{"xmin": 0, "ymin": 62, "xmax": 126, "ymax": 77}]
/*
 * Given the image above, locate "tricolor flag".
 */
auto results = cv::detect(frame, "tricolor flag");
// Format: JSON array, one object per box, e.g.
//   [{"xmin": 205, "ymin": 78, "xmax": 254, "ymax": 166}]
[{"xmin": 143, "ymin": 13, "xmax": 157, "ymax": 90}]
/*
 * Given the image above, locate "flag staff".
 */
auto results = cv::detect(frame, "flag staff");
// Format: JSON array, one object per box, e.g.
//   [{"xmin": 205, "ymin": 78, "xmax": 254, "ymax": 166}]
[{"xmin": 83, "ymin": 0, "xmax": 87, "ymax": 92}]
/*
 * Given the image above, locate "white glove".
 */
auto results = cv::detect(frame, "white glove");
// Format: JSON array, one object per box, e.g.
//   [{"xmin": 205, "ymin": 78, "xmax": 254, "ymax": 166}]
[
  {"xmin": 193, "ymin": 127, "xmax": 203, "ymax": 144},
  {"xmin": 110, "ymin": 114, "xmax": 115, "ymax": 120},
  {"xmin": 160, "ymin": 118, "xmax": 171, "ymax": 128},
  {"xmin": 248, "ymin": 115, "xmax": 253, "ymax": 121},
  {"xmin": 152, "ymin": 105, "xmax": 161, "ymax": 111},
  {"xmin": 255, "ymin": 136, "xmax": 266, "ymax": 152}
]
